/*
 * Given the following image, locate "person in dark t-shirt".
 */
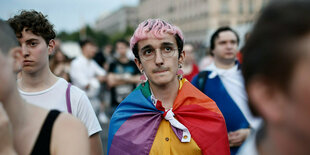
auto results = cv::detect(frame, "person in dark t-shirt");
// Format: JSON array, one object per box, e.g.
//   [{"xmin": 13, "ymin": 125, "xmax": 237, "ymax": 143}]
[{"xmin": 107, "ymin": 39, "xmax": 140, "ymax": 110}]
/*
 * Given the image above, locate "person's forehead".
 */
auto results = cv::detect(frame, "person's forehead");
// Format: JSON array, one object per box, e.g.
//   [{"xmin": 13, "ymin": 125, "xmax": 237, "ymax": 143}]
[
  {"xmin": 138, "ymin": 34, "xmax": 177, "ymax": 49},
  {"xmin": 217, "ymin": 31, "xmax": 237, "ymax": 41},
  {"xmin": 85, "ymin": 42, "xmax": 97, "ymax": 48},
  {"xmin": 116, "ymin": 42, "xmax": 128, "ymax": 47},
  {"xmin": 18, "ymin": 28, "xmax": 43, "ymax": 42}
]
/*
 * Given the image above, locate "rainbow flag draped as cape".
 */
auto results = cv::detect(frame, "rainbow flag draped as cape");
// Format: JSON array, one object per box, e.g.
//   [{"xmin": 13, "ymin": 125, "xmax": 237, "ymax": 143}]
[{"xmin": 108, "ymin": 79, "xmax": 230, "ymax": 155}]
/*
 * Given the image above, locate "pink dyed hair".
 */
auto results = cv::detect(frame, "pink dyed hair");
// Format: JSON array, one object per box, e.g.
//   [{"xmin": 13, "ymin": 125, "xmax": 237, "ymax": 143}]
[{"xmin": 130, "ymin": 19, "xmax": 184, "ymax": 50}]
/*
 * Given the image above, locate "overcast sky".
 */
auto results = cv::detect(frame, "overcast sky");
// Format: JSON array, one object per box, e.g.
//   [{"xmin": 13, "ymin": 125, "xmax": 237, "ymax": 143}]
[{"xmin": 0, "ymin": 0, "xmax": 139, "ymax": 33}]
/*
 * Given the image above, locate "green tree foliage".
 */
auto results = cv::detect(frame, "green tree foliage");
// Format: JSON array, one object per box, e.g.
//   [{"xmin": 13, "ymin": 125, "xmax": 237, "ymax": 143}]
[
  {"xmin": 57, "ymin": 25, "xmax": 134, "ymax": 47},
  {"xmin": 109, "ymin": 26, "xmax": 134, "ymax": 44}
]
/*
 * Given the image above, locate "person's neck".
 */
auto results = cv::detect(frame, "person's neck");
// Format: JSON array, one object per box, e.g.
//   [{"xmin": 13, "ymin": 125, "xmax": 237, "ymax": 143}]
[
  {"xmin": 82, "ymin": 53, "xmax": 91, "ymax": 60},
  {"xmin": 19, "ymin": 66, "xmax": 58, "ymax": 92},
  {"xmin": 259, "ymin": 126, "xmax": 310, "ymax": 155},
  {"xmin": 118, "ymin": 56, "xmax": 129, "ymax": 63},
  {"xmin": 149, "ymin": 78, "xmax": 179, "ymax": 110},
  {"xmin": 214, "ymin": 58, "xmax": 235, "ymax": 69}
]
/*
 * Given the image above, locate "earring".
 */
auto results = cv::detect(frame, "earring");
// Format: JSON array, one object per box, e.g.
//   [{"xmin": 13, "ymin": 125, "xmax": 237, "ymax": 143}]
[
  {"xmin": 140, "ymin": 70, "xmax": 147, "ymax": 86},
  {"xmin": 177, "ymin": 64, "xmax": 184, "ymax": 80}
]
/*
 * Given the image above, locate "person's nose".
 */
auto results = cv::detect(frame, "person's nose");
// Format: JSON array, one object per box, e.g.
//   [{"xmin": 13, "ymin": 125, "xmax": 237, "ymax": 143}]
[
  {"xmin": 227, "ymin": 42, "xmax": 234, "ymax": 50},
  {"xmin": 154, "ymin": 49, "xmax": 164, "ymax": 66},
  {"xmin": 21, "ymin": 45, "xmax": 30, "ymax": 58}
]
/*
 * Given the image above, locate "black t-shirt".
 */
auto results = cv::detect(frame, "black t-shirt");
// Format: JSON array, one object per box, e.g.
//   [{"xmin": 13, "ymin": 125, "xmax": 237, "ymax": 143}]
[
  {"xmin": 93, "ymin": 51, "xmax": 106, "ymax": 68},
  {"xmin": 108, "ymin": 59, "xmax": 140, "ymax": 107}
]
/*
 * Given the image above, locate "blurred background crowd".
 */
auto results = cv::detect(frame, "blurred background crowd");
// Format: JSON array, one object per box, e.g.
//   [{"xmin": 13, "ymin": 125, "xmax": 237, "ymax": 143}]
[{"xmin": 1, "ymin": 0, "xmax": 270, "ymax": 153}]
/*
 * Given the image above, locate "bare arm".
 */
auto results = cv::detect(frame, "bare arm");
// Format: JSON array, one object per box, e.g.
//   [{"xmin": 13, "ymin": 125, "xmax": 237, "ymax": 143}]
[
  {"xmin": 51, "ymin": 114, "xmax": 90, "ymax": 155},
  {"xmin": 228, "ymin": 128, "xmax": 251, "ymax": 147},
  {"xmin": 0, "ymin": 106, "xmax": 17, "ymax": 155},
  {"xmin": 107, "ymin": 73, "xmax": 140, "ymax": 88},
  {"xmin": 89, "ymin": 133, "xmax": 103, "ymax": 155}
]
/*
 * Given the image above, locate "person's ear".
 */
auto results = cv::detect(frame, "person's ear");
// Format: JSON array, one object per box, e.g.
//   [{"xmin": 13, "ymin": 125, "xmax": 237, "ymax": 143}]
[
  {"xmin": 47, "ymin": 39, "xmax": 56, "ymax": 55},
  {"xmin": 178, "ymin": 50, "xmax": 185, "ymax": 65},
  {"xmin": 134, "ymin": 58, "xmax": 143, "ymax": 71},
  {"xmin": 10, "ymin": 47, "xmax": 23, "ymax": 73},
  {"xmin": 247, "ymin": 77, "xmax": 286, "ymax": 125}
]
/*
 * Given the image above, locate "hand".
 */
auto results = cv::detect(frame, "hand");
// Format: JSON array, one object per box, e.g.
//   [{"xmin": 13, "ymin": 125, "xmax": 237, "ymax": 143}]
[
  {"xmin": 228, "ymin": 128, "xmax": 251, "ymax": 147},
  {"xmin": 96, "ymin": 75, "xmax": 106, "ymax": 83},
  {"xmin": 0, "ymin": 104, "xmax": 16, "ymax": 155}
]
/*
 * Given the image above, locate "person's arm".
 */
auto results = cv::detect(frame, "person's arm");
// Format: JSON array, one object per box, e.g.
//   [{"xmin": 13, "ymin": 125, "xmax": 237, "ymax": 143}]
[
  {"xmin": 75, "ymin": 91, "xmax": 103, "ymax": 155},
  {"xmin": 128, "ymin": 74, "xmax": 140, "ymax": 84},
  {"xmin": 228, "ymin": 128, "xmax": 251, "ymax": 147},
  {"xmin": 89, "ymin": 133, "xmax": 103, "ymax": 155},
  {"xmin": 107, "ymin": 73, "xmax": 140, "ymax": 87},
  {"xmin": 107, "ymin": 62, "xmax": 141, "ymax": 87},
  {"xmin": 92, "ymin": 60, "xmax": 107, "ymax": 83},
  {"xmin": 51, "ymin": 113, "xmax": 90, "ymax": 155},
  {"xmin": 0, "ymin": 106, "xmax": 17, "ymax": 155}
]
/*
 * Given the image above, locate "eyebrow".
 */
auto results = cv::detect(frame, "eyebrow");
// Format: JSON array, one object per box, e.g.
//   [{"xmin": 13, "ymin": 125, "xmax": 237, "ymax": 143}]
[
  {"xmin": 25, "ymin": 38, "xmax": 39, "ymax": 43},
  {"xmin": 141, "ymin": 45, "xmax": 153, "ymax": 51},
  {"xmin": 140, "ymin": 42, "xmax": 176, "ymax": 51},
  {"xmin": 161, "ymin": 42, "xmax": 175, "ymax": 46}
]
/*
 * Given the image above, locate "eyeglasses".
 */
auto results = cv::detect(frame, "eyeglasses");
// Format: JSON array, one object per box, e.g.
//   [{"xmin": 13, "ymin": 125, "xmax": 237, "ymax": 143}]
[{"xmin": 140, "ymin": 46, "xmax": 178, "ymax": 61}]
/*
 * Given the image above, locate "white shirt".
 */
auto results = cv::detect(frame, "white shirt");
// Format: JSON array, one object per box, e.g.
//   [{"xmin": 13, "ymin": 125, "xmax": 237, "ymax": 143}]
[
  {"xmin": 70, "ymin": 55, "xmax": 106, "ymax": 98},
  {"xmin": 206, "ymin": 62, "xmax": 261, "ymax": 129},
  {"xmin": 19, "ymin": 78, "xmax": 102, "ymax": 136}
]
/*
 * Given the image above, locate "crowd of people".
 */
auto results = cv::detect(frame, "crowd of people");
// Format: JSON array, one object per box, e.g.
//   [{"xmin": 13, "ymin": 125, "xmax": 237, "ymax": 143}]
[{"xmin": 1, "ymin": 0, "xmax": 310, "ymax": 155}]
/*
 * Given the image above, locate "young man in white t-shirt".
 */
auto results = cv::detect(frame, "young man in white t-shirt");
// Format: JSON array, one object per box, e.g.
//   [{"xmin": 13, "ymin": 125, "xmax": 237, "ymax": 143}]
[
  {"xmin": 8, "ymin": 10, "xmax": 103, "ymax": 155},
  {"xmin": 70, "ymin": 39, "xmax": 109, "ymax": 123}
]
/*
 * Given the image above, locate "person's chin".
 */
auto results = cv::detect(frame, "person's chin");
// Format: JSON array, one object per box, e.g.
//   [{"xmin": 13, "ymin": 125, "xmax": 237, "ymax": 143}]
[
  {"xmin": 224, "ymin": 53, "xmax": 236, "ymax": 59},
  {"xmin": 150, "ymin": 76, "xmax": 171, "ymax": 86},
  {"xmin": 22, "ymin": 67, "xmax": 36, "ymax": 74}
]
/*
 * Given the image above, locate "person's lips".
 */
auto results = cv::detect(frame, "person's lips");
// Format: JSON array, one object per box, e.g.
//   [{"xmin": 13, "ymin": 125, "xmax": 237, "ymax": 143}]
[
  {"xmin": 23, "ymin": 60, "xmax": 34, "ymax": 66},
  {"xmin": 153, "ymin": 67, "xmax": 169, "ymax": 74}
]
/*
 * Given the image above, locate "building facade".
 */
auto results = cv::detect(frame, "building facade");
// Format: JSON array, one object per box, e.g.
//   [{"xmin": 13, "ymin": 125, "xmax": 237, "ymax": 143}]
[
  {"xmin": 138, "ymin": 0, "xmax": 269, "ymax": 43},
  {"xmin": 95, "ymin": 6, "xmax": 138, "ymax": 35}
]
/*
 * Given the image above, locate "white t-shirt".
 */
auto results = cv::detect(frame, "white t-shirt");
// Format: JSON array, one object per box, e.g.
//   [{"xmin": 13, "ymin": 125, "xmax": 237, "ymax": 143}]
[
  {"xmin": 206, "ymin": 62, "xmax": 261, "ymax": 129},
  {"xmin": 70, "ymin": 55, "xmax": 106, "ymax": 98},
  {"xmin": 19, "ymin": 78, "xmax": 102, "ymax": 136}
]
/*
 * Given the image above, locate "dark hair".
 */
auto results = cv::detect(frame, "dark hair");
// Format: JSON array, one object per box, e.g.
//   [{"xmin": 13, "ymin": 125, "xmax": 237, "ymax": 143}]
[
  {"xmin": 0, "ymin": 19, "xmax": 19, "ymax": 55},
  {"xmin": 210, "ymin": 26, "xmax": 240, "ymax": 55},
  {"xmin": 116, "ymin": 39, "xmax": 130, "ymax": 47},
  {"xmin": 242, "ymin": 0, "xmax": 310, "ymax": 115},
  {"xmin": 79, "ymin": 38, "xmax": 97, "ymax": 48},
  {"xmin": 8, "ymin": 10, "xmax": 56, "ymax": 45},
  {"xmin": 132, "ymin": 34, "xmax": 184, "ymax": 62}
]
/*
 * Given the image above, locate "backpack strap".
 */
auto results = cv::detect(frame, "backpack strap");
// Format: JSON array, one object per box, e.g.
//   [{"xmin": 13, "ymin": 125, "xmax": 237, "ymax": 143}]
[
  {"xmin": 197, "ymin": 71, "xmax": 208, "ymax": 92},
  {"xmin": 66, "ymin": 83, "xmax": 72, "ymax": 114}
]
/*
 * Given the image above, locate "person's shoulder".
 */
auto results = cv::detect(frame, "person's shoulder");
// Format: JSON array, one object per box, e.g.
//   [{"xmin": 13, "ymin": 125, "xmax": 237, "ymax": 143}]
[
  {"xmin": 109, "ymin": 60, "xmax": 118, "ymax": 67},
  {"xmin": 192, "ymin": 70, "xmax": 210, "ymax": 82},
  {"xmin": 54, "ymin": 113, "xmax": 87, "ymax": 133},
  {"xmin": 57, "ymin": 78, "xmax": 86, "ymax": 99},
  {"xmin": 108, "ymin": 61, "xmax": 118, "ymax": 72},
  {"xmin": 51, "ymin": 113, "xmax": 89, "ymax": 154},
  {"xmin": 69, "ymin": 84, "xmax": 87, "ymax": 97},
  {"xmin": 70, "ymin": 56, "xmax": 83, "ymax": 65},
  {"xmin": 70, "ymin": 56, "xmax": 79, "ymax": 62}
]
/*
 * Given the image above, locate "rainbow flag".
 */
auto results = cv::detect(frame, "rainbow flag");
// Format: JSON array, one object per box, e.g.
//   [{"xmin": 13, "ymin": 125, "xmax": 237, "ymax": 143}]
[{"xmin": 108, "ymin": 79, "xmax": 230, "ymax": 155}]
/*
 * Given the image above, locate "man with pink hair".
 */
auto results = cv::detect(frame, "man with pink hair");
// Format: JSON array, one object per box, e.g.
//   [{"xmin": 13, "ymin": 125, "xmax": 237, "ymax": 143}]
[{"xmin": 108, "ymin": 19, "xmax": 230, "ymax": 155}]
